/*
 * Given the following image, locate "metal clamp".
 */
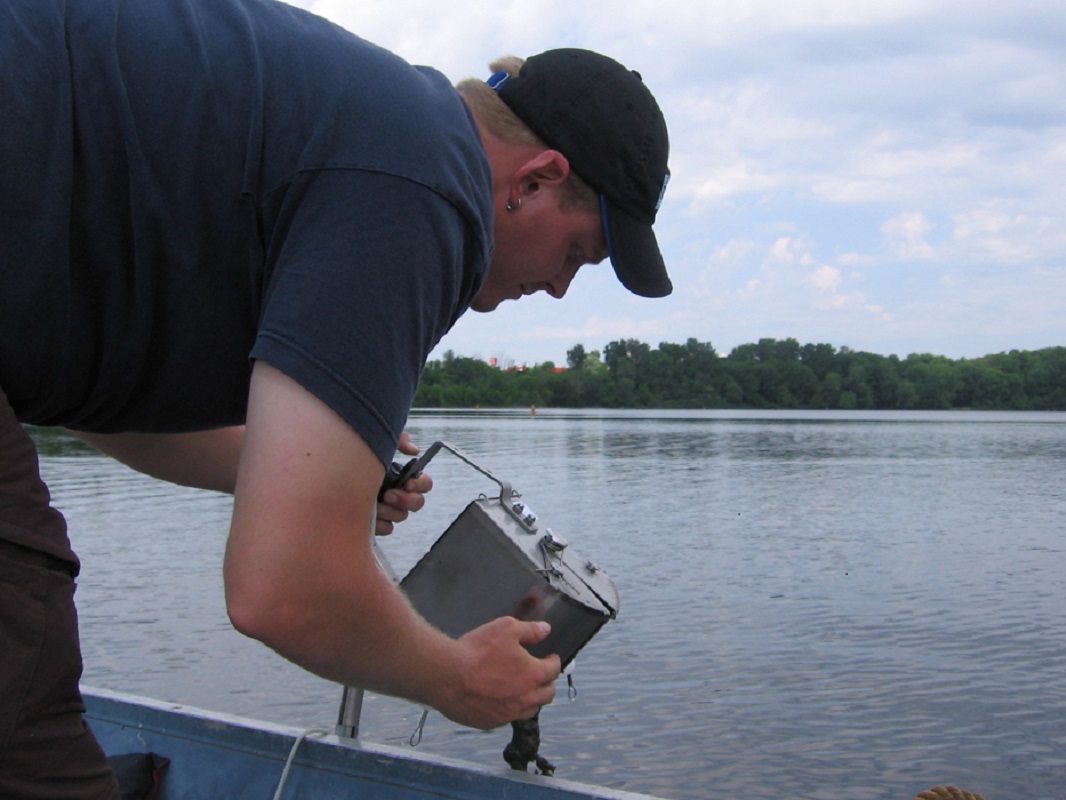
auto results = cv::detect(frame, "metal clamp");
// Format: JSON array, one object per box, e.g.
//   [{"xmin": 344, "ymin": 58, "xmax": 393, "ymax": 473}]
[{"xmin": 381, "ymin": 441, "xmax": 537, "ymax": 529}]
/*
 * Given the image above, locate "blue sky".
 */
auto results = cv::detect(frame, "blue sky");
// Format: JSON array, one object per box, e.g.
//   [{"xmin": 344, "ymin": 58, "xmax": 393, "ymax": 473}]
[{"xmin": 295, "ymin": 0, "xmax": 1065, "ymax": 367}]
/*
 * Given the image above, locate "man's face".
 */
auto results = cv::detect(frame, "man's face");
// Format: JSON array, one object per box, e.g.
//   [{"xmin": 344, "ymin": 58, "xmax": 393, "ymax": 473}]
[{"xmin": 472, "ymin": 193, "xmax": 608, "ymax": 312}]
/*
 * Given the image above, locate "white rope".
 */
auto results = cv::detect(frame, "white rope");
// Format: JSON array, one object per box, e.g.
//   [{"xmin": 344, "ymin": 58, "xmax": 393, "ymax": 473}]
[{"xmin": 271, "ymin": 728, "xmax": 330, "ymax": 800}]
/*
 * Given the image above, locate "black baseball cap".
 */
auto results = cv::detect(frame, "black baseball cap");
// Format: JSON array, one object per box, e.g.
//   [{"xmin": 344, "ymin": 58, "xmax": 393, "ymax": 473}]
[{"xmin": 489, "ymin": 49, "xmax": 672, "ymax": 298}]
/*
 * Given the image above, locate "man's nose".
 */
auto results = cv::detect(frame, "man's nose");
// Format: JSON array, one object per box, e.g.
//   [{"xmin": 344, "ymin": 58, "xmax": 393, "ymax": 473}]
[{"xmin": 547, "ymin": 263, "xmax": 580, "ymax": 299}]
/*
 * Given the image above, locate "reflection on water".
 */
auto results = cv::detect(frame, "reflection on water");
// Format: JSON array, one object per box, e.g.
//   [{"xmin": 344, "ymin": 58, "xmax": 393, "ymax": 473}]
[{"xmin": 32, "ymin": 410, "xmax": 1066, "ymax": 800}]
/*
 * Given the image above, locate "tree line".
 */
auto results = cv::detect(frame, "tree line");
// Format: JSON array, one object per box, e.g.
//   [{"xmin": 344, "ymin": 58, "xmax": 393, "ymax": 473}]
[{"xmin": 414, "ymin": 338, "xmax": 1066, "ymax": 411}]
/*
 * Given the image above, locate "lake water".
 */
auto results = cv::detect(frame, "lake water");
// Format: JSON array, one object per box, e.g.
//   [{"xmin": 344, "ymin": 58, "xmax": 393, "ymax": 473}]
[{"xmin": 33, "ymin": 410, "xmax": 1066, "ymax": 800}]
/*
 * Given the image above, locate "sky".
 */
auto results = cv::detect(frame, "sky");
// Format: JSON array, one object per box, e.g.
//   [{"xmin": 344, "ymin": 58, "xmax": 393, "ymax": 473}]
[{"xmin": 293, "ymin": 0, "xmax": 1065, "ymax": 367}]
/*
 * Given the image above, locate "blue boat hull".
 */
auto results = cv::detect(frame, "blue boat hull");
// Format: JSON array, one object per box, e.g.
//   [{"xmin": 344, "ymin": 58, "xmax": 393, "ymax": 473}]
[{"xmin": 84, "ymin": 687, "xmax": 665, "ymax": 799}]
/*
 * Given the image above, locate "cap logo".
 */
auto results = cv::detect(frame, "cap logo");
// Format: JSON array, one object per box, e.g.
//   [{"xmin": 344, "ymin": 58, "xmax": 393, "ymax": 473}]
[{"xmin": 487, "ymin": 70, "xmax": 511, "ymax": 91}]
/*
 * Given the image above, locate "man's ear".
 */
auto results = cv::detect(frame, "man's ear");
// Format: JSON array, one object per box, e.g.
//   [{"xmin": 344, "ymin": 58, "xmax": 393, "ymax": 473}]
[{"xmin": 511, "ymin": 150, "xmax": 571, "ymax": 200}]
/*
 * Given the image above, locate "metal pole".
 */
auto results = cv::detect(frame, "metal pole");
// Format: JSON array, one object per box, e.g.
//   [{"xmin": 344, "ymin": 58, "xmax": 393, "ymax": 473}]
[
  {"xmin": 334, "ymin": 517, "xmax": 397, "ymax": 739},
  {"xmin": 335, "ymin": 686, "xmax": 364, "ymax": 739}
]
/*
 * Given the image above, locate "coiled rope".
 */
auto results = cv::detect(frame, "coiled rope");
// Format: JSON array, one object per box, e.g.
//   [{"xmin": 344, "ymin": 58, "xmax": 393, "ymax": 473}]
[{"xmin": 913, "ymin": 787, "xmax": 987, "ymax": 800}]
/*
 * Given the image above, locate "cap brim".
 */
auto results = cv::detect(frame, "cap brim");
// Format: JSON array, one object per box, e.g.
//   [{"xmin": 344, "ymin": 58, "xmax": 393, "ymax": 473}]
[{"xmin": 602, "ymin": 196, "xmax": 672, "ymax": 298}]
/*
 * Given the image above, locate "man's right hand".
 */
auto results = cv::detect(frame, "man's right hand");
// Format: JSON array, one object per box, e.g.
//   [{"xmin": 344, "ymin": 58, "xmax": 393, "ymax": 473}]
[{"xmin": 431, "ymin": 617, "xmax": 561, "ymax": 730}]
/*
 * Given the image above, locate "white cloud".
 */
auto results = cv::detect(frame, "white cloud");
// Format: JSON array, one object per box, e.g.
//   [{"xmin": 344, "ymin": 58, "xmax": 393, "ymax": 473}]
[
  {"xmin": 952, "ymin": 205, "xmax": 1063, "ymax": 264},
  {"xmin": 883, "ymin": 212, "xmax": 936, "ymax": 260},
  {"xmin": 811, "ymin": 264, "xmax": 841, "ymax": 293}
]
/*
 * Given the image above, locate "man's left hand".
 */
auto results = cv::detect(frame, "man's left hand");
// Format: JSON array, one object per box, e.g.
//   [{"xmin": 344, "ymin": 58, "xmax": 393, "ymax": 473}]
[{"xmin": 376, "ymin": 431, "xmax": 433, "ymax": 535}]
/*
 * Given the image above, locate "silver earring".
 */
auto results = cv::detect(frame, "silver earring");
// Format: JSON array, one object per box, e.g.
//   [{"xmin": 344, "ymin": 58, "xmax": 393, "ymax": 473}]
[{"xmin": 506, "ymin": 197, "xmax": 521, "ymax": 212}]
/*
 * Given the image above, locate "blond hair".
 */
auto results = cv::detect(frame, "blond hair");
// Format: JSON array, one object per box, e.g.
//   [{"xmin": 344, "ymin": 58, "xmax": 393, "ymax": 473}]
[{"xmin": 457, "ymin": 57, "xmax": 599, "ymax": 213}]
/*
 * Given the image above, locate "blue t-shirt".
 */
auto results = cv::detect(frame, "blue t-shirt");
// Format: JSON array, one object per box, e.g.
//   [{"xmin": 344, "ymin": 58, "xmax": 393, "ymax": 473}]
[{"xmin": 0, "ymin": 0, "xmax": 492, "ymax": 467}]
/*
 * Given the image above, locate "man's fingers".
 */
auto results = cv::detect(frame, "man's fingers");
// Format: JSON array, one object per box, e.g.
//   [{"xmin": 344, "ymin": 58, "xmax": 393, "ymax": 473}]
[
  {"xmin": 375, "ymin": 470, "xmax": 432, "ymax": 535},
  {"xmin": 380, "ymin": 473, "xmax": 432, "ymax": 510},
  {"xmin": 515, "ymin": 667, "xmax": 558, "ymax": 720},
  {"xmin": 518, "ymin": 620, "xmax": 552, "ymax": 647},
  {"xmin": 397, "ymin": 431, "xmax": 419, "ymax": 456}
]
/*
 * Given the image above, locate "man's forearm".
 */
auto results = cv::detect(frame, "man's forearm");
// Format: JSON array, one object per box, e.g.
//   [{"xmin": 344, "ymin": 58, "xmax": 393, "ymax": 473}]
[
  {"xmin": 67, "ymin": 427, "xmax": 244, "ymax": 493},
  {"xmin": 224, "ymin": 526, "xmax": 461, "ymax": 710},
  {"xmin": 224, "ymin": 514, "xmax": 558, "ymax": 730}
]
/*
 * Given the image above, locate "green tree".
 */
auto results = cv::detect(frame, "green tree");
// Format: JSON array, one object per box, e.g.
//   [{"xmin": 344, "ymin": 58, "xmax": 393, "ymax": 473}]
[
  {"xmin": 567, "ymin": 344, "xmax": 587, "ymax": 370},
  {"xmin": 800, "ymin": 343, "xmax": 837, "ymax": 380},
  {"xmin": 414, "ymin": 340, "xmax": 1064, "ymax": 411}
]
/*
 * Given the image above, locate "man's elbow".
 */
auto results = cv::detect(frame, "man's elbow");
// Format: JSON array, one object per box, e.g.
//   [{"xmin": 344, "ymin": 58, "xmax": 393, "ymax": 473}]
[{"xmin": 224, "ymin": 566, "xmax": 305, "ymax": 651}]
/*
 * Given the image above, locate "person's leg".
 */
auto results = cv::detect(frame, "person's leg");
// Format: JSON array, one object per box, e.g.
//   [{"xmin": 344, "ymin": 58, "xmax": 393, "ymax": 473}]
[
  {"xmin": 0, "ymin": 544, "xmax": 120, "ymax": 799},
  {"xmin": 0, "ymin": 388, "xmax": 120, "ymax": 800}
]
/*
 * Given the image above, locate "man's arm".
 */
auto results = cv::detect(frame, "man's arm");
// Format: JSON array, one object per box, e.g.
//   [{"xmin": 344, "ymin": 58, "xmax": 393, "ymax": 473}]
[
  {"xmin": 223, "ymin": 360, "xmax": 560, "ymax": 729},
  {"xmin": 66, "ymin": 427, "xmax": 245, "ymax": 494},
  {"xmin": 67, "ymin": 423, "xmax": 430, "ymax": 536}
]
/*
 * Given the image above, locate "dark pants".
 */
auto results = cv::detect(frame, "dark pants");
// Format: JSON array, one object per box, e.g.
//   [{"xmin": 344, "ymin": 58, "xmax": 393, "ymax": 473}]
[{"xmin": 0, "ymin": 388, "xmax": 120, "ymax": 799}]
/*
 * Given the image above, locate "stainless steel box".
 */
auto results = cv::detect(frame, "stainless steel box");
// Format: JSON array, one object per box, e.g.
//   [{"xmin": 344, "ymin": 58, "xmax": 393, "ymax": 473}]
[{"xmin": 399, "ymin": 461, "xmax": 618, "ymax": 668}]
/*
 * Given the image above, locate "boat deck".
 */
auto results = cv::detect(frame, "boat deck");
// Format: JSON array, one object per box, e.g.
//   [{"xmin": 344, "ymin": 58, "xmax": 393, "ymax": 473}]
[{"xmin": 84, "ymin": 687, "xmax": 667, "ymax": 799}]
